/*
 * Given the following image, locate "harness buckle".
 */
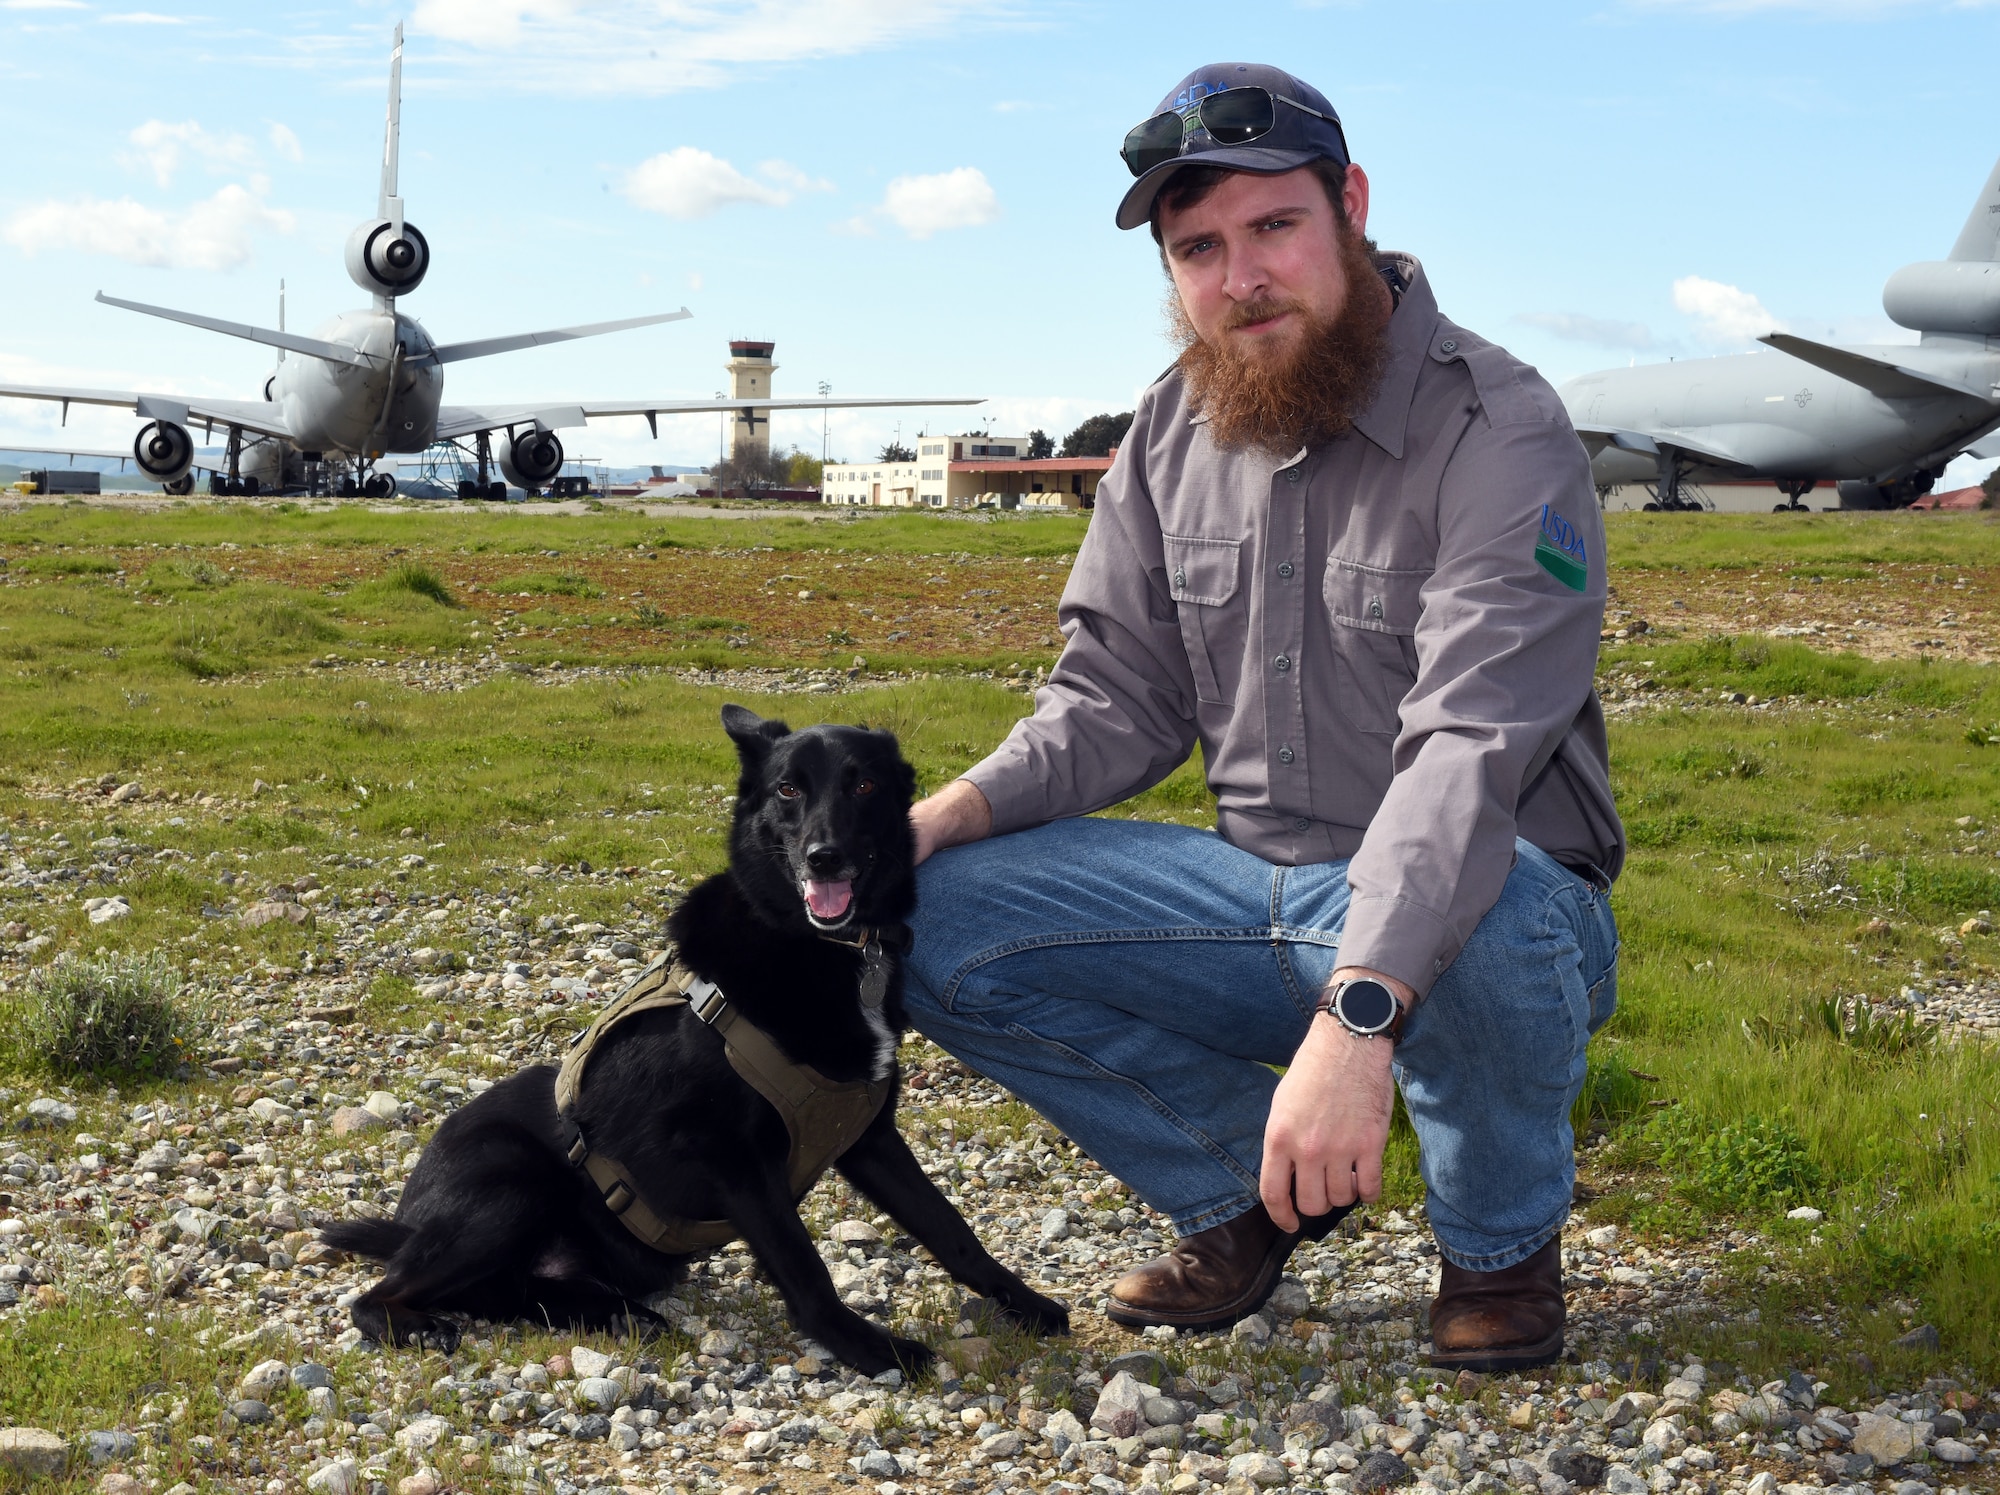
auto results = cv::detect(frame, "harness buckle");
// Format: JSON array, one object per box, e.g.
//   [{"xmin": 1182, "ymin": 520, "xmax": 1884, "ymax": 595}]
[
  {"xmin": 602, "ymin": 1180, "xmax": 636, "ymax": 1215},
  {"xmin": 686, "ymin": 977, "xmax": 726, "ymax": 1025},
  {"xmin": 566, "ymin": 1133, "xmax": 589, "ymax": 1166}
]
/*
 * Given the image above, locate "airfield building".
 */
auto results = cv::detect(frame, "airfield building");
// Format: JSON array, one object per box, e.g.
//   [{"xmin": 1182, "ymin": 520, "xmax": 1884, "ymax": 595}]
[
  {"xmin": 821, "ymin": 436, "xmax": 1112, "ymax": 509},
  {"xmin": 725, "ymin": 340, "xmax": 776, "ymax": 461}
]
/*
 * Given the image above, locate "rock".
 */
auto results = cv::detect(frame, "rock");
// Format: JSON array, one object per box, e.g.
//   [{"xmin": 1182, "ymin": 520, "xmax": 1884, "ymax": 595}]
[
  {"xmin": 1266, "ymin": 1277, "xmax": 1311, "ymax": 1319},
  {"xmin": 1891, "ymin": 1323, "xmax": 1940, "ymax": 1352},
  {"xmin": 1745, "ymin": 1474, "xmax": 1777, "ymax": 1495},
  {"xmin": 306, "ymin": 1459, "xmax": 359, "ymax": 1495},
  {"xmin": 1961, "ymin": 916, "xmax": 1992, "ymax": 936},
  {"xmin": 1105, "ymin": 1350, "xmax": 1170, "ymax": 1387},
  {"xmin": 1352, "ymin": 1451, "xmax": 1412, "ymax": 1492},
  {"xmin": 1509, "ymin": 1402, "xmax": 1537, "ymax": 1429},
  {"xmin": 1227, "ymin": 1452, "xmax": 1289, "ymax": 1487},
  {"xmin": 1146, "ymin": 1396, "xmax": 1188, "ymax": 1429},
  {"xmin": 830, "ymin": 1219, "xmax": 881, "ymax": 1244},
  {"xmin": 230, "ymin": 1400, "xmax": 272, "ymax": 1425},
  {"xmin": 1604, "ymin": 1394, "xmax": 1660, "ymax": 1430},
  {"xmin": 83, "ymin": 1431, "xmax": 137, "ymax": 1464},
  {"xmin": 573, "ymin": 1413, "xmax": 611, "ymax": 1441},
  {"xmin": 1583, "ymin": 1224, "xmax": 1618, "ymax": 1248},
  {"xmin": 109, "ymin": 782, "xmax": 143, "ymax": 803},
  {"xmin": 575, "ymin": 1378, "xmax": 623, "ymax": 1411},
  {"xmin": 972, "ymin": 1430, "xmax": 1024, "ymax": 1463},
  {"xmin": 1548, "ymin": 1448, "xmax": 1608, "ymax": 1488},
  {"xmin": 171, "ymin": 1207, "xmax": 221, "ymax": 1242},
  {"xmin": 857, "ymin": 1450, "xmax": 899, "ymax": 1478},
  {"xmin": 397, "ymin": 1471, "xmax": 441, "ymax": 1495},
  {"xmin": 742, "ymin": 1430, "xmax": 779, "ymax": 1457},
  {"xmin": 330, "ymin": 1107, "xmax": 386, "ymax": 1137},
  {"xmin": 87, "ymin": 898, "xmax": 131, "ymax": 924},
  {"xmin": 696, "ymin": 1330, "xmax": 741, "ymax": 1359},
  {"xmin": 242, "ymin": 900, "xmax": 309, "ymax": 928},
  {"xmin": 1040, "ymin": 1207, "xmax": 1072, "ymax": 1243},
  {"xmin": 1043, "ymin": 1408, "xmax": 1086, "ymax": 1452},
  {"xmin": 1852, "ymin": 1413, "xmax": 1920, "ymax": 1466},
  {"xmin": 1933, "ymin": 1438, "xmax": 1977, "ymax": 1464},
  {"xmin": 1231, "ymin": 1312, "xmax": 1272, "ymax": 1344},
  {"xmin": 567, "ymin": 1345, "xmax": 614, "ymax": 1378},
  {"xmin": 248, "ymin": 1098, "xmax": 296, "ymax": 1124},
  {"xmin": 1091, "ymin": 1371, "xmax": 1151, "ymax": 1438},
  {"xmin": 291, "ymin": 1362, "xmax": 335, "ymax": 1390},
  {"xmin": 239, "ymin": 1359, "xmax": 291, "ymax": 1400},
  {"xmin": 1604, "ymin": 1467, "xmax": 1649, "ymax": 1495},
  {"xmin": 24, "ymin": 1099, "xmax": 77, "ymax": 1127},
  {"xmin": 1785, "ymin": 1206, "xmax": 1824, "ymax": 1222},
  {"xmin": 394, "ymin": 1416, "xmax": 449, "ymax": 1452},
  {"xmin": 98, "ymin": 1474, "xmax": 146, "ymax": 1495},
  {"xmin": 363, "ymin": 1091, "xmax": 402, "ymax": 1122},
  {"xmin": 543, "ymin": 1354, "xmax": 571, "ymax": 1379}
]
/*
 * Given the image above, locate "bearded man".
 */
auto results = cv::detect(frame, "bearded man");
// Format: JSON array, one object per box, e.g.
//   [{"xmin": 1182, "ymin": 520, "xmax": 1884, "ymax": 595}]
[{"xmin": 902, "ymin": 64, "xmax": 1624, "ymax": 1369}]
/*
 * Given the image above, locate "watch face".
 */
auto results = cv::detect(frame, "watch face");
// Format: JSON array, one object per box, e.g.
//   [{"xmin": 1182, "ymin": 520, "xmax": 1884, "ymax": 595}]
[{"xmin": 1338, "ymin": 979, "xmax": 1397, "ymax": 1033}]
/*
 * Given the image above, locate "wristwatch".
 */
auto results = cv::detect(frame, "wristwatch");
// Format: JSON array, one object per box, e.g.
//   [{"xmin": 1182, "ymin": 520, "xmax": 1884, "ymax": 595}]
[{"xmin": 1320, "ymin": 976, "xmax": 1406, "ymax": 1041}]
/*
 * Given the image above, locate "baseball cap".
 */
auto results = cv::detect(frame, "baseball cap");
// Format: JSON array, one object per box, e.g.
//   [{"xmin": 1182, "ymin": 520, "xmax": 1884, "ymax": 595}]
[{"xmin": 1115, "ymin": 63, "xmax": 1350, "ymax": 231}]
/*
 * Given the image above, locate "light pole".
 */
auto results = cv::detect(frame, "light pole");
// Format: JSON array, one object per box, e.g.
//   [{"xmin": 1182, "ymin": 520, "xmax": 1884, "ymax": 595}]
[
  {"xmin": 818, "ymin": 381, "xmax": 830, "ymax": 473},
  {"xmin": 716, "ymin": 392, "xmax": 725, "ymax": 470}
]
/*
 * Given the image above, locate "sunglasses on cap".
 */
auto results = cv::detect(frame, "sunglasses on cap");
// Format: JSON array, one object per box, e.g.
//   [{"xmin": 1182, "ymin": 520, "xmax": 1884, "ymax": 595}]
[{"xmin": 1120, "ymin": 86, "xmax": 1346, "ymax": 178}]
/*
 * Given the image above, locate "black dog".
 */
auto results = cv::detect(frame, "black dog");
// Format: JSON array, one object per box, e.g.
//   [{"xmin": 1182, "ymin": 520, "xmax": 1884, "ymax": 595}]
[{"xmin": 322, "ymin": 705, "xmax": 1068, "ymax": 1374}]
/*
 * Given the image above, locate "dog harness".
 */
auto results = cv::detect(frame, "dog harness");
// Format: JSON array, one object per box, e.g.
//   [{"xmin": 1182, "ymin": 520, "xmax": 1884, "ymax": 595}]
[{"xmin": 553, "ymin": 941, "xmax": 896, "ymax": 1255}]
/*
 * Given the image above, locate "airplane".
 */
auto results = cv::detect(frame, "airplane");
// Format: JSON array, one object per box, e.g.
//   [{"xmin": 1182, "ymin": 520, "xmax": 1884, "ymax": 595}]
[
  {"xmin": 0, "ymin": 25, "xmax": 978, "ymax": 501},
  {"xmin": 1560, "ymin": 154, "xmax": 2000, "ymax": 512}
]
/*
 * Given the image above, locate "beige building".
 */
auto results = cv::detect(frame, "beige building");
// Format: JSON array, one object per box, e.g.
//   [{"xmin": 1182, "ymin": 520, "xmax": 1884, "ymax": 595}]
[
  {"xmin": 726, "ymin": 340, "xmax": 776, "ymax": 460},
  {"xmin": 822, "ymin": 435, "xmax": 1111, "ymax": 509}
]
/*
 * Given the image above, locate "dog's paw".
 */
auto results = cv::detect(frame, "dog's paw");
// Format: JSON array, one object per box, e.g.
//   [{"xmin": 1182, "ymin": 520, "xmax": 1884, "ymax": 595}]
[
  {"xmin": 996, "ymin": 1291, "xmax": 1071, "ymax": 1338},
  {"xmin": 414, "ymin": 1321, "xmax": 462, "ymax": 1353}
]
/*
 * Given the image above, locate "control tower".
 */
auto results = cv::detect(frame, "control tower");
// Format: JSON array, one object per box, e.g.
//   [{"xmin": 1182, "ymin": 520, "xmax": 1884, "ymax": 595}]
[{"xmin": 725, "ymin": 340, "xmax": 776, "ymax": 461}]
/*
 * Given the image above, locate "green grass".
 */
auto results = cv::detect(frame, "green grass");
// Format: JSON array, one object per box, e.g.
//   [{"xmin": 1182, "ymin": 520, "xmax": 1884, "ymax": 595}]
[{"xmin": 2, "ymin": 505, "xmax": 1999, "ymax": 1395}]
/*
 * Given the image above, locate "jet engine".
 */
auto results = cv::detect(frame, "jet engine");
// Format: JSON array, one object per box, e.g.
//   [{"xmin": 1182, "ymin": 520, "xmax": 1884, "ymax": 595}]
[
  {"xmin": 345, "ymin": 218, "xmax": 430, "ymax": 297},
  {"xmin": 1882, "ymin": 260, "xmax": 2000, "ymax": 335},
  {"xmin": 499, "ymin": 428, "xmax": 563, "ymax": 491},
  {"xmin": 132, "ymin": 420, "xmax": 194, "ymax": 484},
  {"xmin": 1838, "ymin": 467, "xmax": 1942, "ymax": 510}
]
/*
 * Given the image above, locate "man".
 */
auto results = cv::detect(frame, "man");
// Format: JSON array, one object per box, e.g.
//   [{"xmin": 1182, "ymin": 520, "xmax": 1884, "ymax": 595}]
[{"xmin": 903, "ymin": 63, "xmax": 1623, "ymax": 1370}]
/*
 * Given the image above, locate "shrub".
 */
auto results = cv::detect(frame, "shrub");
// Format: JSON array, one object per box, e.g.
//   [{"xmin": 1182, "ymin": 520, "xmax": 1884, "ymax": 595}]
[
  {"xmin": 382, "ymin": 561, "xmax": 455, "ymax": 606},
  {"xmin": 8, "ymin": 953, "xmax": 197, "ymax": 1081},
  {"xmin": 1651, "ymin": 1110, "xmax": 1823, "ymax": 1212}
]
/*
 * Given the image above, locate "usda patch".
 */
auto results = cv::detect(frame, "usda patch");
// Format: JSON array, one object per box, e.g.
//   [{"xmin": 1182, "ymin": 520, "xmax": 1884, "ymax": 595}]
[{"xmin": 1535, "ymin": 504, "xmax": 1588, "ymax": 592}]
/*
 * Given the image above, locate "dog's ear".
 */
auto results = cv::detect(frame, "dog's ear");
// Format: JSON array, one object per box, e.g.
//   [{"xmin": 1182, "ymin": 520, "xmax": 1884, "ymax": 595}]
[{"xmin": 721, "ymin": 704, "xmax": 789, "ymax": 763}]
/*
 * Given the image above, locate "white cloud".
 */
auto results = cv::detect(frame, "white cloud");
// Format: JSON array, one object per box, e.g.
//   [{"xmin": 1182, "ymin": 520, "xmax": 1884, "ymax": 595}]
[
  {"xmin": 1632, "ymin": 0, "xmax": 1999, "ymax": 11},
  {"xmin": 405, "ymin": 0, "xmax": 1013, "ymax": 95},
  {"xmin": 758, "ymin": 160, "xmax": 833, "ymax": 194},
  {"xmin": 621, "ymin": 147, "xmax": 791, "ymax": 219},
  {"xmin": 0, "ymin": 0, "xmax": 90, "ymax": 10},
  {"xmin": 1672, "ymin": 275, "xmax": 1783, "ymax": 345},
  {"xmin": 100, "ymin": 10, "xmax": 186, "ymax": 21},
  {"xmin": 879, "ymin": 167, "xmax": 999, "ymax": 239},
  {"xmin": 4, "ymin": 183, "xmax": 294, "ymax": 271},
  {"xmin": 122, "ymin": 120, "xmax": 260, "ymax": 188},
  {"xmin": 1515, "ymin": 311, "xmax": 1657, "ymax": 351},
  {"xmin": 266, "ymin": 122, "xmax": 303, "ymax": 163}
]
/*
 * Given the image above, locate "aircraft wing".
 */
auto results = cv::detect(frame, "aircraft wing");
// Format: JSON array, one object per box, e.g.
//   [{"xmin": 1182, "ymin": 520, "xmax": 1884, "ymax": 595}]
[
  {"xmin": 0, "ymin": 380, "xmax": 294, "ymax": 444},
  {"xmin": 1759, "ymin": 333, "xmax": 1992, "ymax": 403},
  {"xmin": 1571, "ymin": 423, "xmax": 1754, "ymax": 472},
  {"xmin": 432, "ymin": 395, "xmax": 983, "ymax": 443},
  {"xmin": 0, "ymin": 441, "xmax": 133, "ymax": 464}
]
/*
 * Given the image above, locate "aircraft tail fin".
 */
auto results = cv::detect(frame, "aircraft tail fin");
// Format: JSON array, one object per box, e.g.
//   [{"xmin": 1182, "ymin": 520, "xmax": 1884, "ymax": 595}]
[
  {"xmin": 1947, "ymin": 152, "xmax": 2000, "ymax": 261},
  {"xmin": 378, "ymin": 22, "xmax": 404, "ymax": 231}
]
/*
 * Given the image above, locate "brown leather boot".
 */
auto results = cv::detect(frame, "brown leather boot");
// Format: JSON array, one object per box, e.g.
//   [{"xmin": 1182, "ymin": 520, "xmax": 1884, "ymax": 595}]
[
  {"xmin": 1106, "ymin": 1202, "xmax": 1347, "ymax": 1332},
  {"xmin": 1427, "ymin": 1237, "xmax": 1565, "ymax": 1371}
]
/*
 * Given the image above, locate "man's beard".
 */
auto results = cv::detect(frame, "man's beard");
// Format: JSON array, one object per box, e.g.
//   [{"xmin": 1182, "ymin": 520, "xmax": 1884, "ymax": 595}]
[{"xmin": 1170, "ymin": 229, "xmax": 1393, "ymax": 455}]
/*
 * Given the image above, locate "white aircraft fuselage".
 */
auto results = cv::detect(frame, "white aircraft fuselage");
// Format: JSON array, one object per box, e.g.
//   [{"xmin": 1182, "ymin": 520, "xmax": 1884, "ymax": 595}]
[{"xmin": 273, "ymin": 309, "xmax": 443, "ymax": 457}]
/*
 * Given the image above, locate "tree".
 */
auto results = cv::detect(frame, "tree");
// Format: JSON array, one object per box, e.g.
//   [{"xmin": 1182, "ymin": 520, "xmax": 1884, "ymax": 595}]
[
  {"xmin": 1027, "ymin": 429, "xmax": 1054, "ymax": 460},
  {"xmin": 1060, "ymin": 411, "xmax": 1134, "ymax": 458},
  {"xmin": 786, "ymin": 449, "xmax": 824, "ymax": 488},
  {"xmin": 1982, "ymin": 465, "xmax": 2000, "ymax": 510},
  {"xmin": 879, "ymin": 441, "xmax": 916, "ymax": 463},
  {"xmin": 709, "ymin": 445, "xmax": 790, "ymax": 494}
]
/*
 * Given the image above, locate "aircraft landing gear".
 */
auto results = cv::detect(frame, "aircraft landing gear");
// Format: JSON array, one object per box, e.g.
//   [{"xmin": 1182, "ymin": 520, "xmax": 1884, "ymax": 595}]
[
  {"xmin": 163, "ymin": 474, "xmax": 195, "ymax": 496},
  {"xmin": 1645, "ymin": 450, "xmax": 1703, "ymax": 512},
  {"xmin": 1773, "ymin": 478, "xmax": 1818, "ymax": 512},
  {"xmin": 363, "ymin": 472, "xmax": 396, "ymax": 499}
]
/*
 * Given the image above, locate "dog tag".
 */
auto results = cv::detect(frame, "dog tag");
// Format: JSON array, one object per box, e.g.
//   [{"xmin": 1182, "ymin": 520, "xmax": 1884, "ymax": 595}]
[{"xmin": 858, "ymin": 939, "xmax": 890, "ymax": 1011}]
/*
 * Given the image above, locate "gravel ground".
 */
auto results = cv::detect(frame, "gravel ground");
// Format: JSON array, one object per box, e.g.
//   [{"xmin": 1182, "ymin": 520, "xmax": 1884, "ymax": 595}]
[{"xmin": 1, "ymin": 831, "xmax": 1996, "ymax": 1495}]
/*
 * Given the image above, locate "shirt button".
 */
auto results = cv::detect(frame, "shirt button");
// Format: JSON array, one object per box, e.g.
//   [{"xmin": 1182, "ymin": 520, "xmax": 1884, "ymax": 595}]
[
  {"xmin": 1440, "ymin": 338, "xmax": 1458, "ymax": 353},
  {"xmin": 1173, "ymin": 567, "xmax": 1186, "ymax": 591},
  {"xmin": 1284, "ymin": 467, "xmax": 1303, "ymax": 484},
  {"xmin": 1277, "ymin": 562, "xmax": 1295, "ymax": 579},
  {"xmin": 1278, "ymin": 745, "xmax": 1295, "ymax": 764},
  {"xmin": 1273, "ymin": 654, "xmax": 1292, "ymax": 674},
  {"xmin": 1294, "ymin": 817, "xmax": 1311, "ymax": 832}
]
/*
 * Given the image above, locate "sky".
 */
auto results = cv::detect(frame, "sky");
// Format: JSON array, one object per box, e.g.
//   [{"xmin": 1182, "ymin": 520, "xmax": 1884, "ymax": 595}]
[{"xmin": 2, "ymin": 0, "xmax": 1999, "ymax": 484}]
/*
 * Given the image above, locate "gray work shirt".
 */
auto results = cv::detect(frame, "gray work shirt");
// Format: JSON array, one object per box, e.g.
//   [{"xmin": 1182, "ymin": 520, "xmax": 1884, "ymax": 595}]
[{"xmin": 963, "ymin": 254, "xmax": 1625, "ymax": 997}]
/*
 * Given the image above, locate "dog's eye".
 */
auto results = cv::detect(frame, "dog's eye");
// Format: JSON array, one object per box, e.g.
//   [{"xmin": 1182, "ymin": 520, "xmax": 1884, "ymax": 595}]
[
  {"xmin": 776, "ymin": 782, "xmax": 803, "ymax": 800},
  {"xmin": 854, "ymin": 778, "xmax": 876, "ymax": 796}
]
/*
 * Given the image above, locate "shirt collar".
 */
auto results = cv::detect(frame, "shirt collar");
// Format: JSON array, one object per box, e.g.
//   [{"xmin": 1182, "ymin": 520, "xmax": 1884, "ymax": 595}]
[{"xmin": 1348, "ymin": 251, "xmax": 1435, "ymax": 462}]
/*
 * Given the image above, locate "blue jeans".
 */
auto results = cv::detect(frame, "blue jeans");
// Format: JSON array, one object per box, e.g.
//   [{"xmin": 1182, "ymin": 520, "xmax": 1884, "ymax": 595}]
[{"xmin": 904, "ymin": 818, "xmax": 1619, "ymax": 1272}]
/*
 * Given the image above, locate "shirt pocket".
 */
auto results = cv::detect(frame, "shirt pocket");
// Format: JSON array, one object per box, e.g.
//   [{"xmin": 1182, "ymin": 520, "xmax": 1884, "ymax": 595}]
[
  {"xmin": 1323, "ymin": 557, "xmax": 1427, "ymax": 735},
  {"xmin": 1163, "ymin": 533, "xmax": 1245, "ymax": 707}
]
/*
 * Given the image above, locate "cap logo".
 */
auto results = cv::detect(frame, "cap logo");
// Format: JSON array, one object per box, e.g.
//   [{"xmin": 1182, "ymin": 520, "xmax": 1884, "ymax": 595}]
[{"xmin": 1171, "ymin": 80, "xmax": 1230, "ymax": 114}]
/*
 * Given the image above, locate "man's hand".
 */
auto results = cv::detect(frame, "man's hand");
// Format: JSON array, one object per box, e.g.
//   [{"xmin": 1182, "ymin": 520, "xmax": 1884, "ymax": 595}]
[
  {"xmin": 1260, "ymin": 966, "xmax": 1417, "ymax": 1232},
  {"xmin": 909, "ymin": 778, "xmax": 994, "ymax": 865}
]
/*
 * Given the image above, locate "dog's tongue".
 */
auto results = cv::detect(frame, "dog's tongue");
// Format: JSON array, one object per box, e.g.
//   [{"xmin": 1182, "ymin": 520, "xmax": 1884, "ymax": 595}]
[{"xmin": 803, "ymin": 879, "xmax": 853, "ymax": 921}]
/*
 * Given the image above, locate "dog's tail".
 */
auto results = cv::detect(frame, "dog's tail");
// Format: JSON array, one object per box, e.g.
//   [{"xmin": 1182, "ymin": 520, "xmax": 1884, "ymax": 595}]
[{"xmin": 318, "ymin": 1216, "xmax": 414, "ymax": 1261}]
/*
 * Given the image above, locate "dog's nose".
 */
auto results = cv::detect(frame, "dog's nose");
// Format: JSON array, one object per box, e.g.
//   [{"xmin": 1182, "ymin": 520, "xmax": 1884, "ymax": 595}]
[{"xmin": 804, "ymin": 843, "xmax": 846, "ymax": 876}]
